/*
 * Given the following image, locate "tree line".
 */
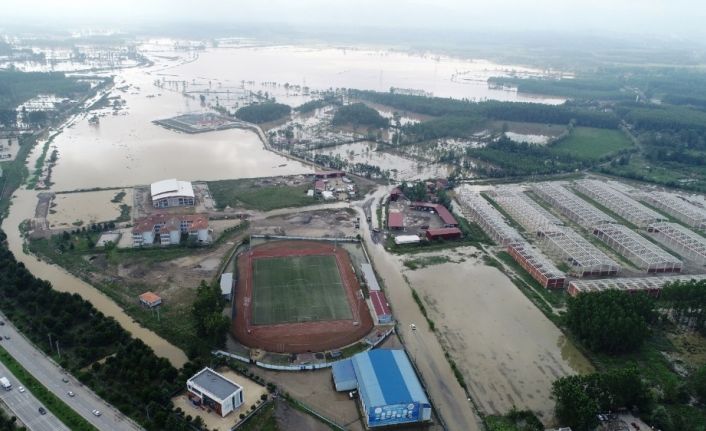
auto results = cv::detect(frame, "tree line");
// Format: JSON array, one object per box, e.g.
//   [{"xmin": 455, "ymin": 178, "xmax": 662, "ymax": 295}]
[
  {"xmin": 0, "ymin": 230, "xmax": 197, "ymax": 430},
  {"xmin": 235, "ymin": 102, "xmax": 291, "ymax": 124},
  {"xmin": 332, "ymin": 103, "xmax": 389, "ymax": 128},
  {"xmin": 0, "ymin": 70, "xmax": 90, "ymax": 110}
]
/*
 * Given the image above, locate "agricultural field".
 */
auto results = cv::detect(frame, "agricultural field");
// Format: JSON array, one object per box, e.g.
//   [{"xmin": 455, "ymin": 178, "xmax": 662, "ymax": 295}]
[
  {"xmin": 252, "ymin": 254, "xmax": 351, "ymax": 325},
  {"xmin": 551, "ymin": 127, "xmax": 633, "ymax": 160}
]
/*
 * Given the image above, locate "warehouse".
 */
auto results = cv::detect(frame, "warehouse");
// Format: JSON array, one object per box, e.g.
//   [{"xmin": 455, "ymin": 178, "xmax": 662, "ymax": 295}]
[
  {"xmin": 187, "ymin": 368, "xmax": 244, "ymax": 417},
  {"xmin": 150, "ymin": 178, "xmax": 195, "ymax": 208},
  {"xmin": 425, "ymin": 227, "xmax": 462, "ymax": 241},
  {"xmin": 332, "ymin": 349, "xmax": 432, "ymax": 428},
  {"xmin": 539, "ymin": 229, "xmax": 621, "ymax": 277},
  {"xmin": 592, "ymin": 224, "xmax": 682, "ymax": 273},
  {"xmin": 410, "ymin": 202, "xmax": 458, "ymax": 227},
  {"xmin": 388, "ymin": 212, "xmax": 404, "ymax": 230},
  {"xmin": 573, "ymin": 180, "xmax": 667, "ymax": 227},
  {"xmin": 360, "ymin": 263, "xmax": 381, "ymax": 292},
  {"xmin": 647, "ymin": 222, "xmax": 706, "ymax": 265},
  {"xmin": 507, "ymin": 242, "xmax": 566, "ymax": 289},
  {"xmin": 531, "ymin": 182, "xmax": 616, "ymax": 229},
  {"xmin": 567, "ymin": 274, "xmax": 706, "ymax": 297},
  {"xmin": 457, "ymin": 191, "xmax": 522, "ymax": 246},
  {"xmin": 369, "ymin": 291, "xmax": 392, "ymax": 324},
  {"xmin": 640, "ymin": 192, "xmax": 706, "ymax": 231}
]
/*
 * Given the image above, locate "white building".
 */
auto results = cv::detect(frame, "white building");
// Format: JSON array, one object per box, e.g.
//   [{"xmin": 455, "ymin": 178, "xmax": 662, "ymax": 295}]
[
  {"xmin": 151, "ymin": 179, "xmax": 195, "ymax": 208},
  {"xmin": 220, "ymin": 273, "xmax": 233, "ymax": 300},
  {"xmin": 187, "ymin": 368, "xmax": 244, "ymax": 417},
  {"xmin": 132, "ymin": 214, "xmax": 209, "ymax": 247}
]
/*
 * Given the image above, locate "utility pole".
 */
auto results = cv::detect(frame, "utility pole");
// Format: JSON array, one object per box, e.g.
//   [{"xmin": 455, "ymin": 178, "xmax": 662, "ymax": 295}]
[{"xmin": 56, "ymin": 340, "xmax": 61, "ymax": 359}]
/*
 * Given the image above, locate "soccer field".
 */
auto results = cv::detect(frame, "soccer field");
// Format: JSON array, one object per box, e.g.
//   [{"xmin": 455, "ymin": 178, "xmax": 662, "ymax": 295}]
[{"xmin": 251, "ymin": 254, "xmax": 353, "ymax": 325}]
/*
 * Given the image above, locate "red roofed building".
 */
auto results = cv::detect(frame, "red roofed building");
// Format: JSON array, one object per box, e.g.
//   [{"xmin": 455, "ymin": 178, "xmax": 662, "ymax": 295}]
[
  {"xmin": 139, "ymin": 291, "xmax": 162, "ymax": 308},
  {"xmin": 132, "ymin": 213, "xmax": 210, "ymax": 247},
  {"xmin": 410, "ymin": 202, "xmax": 458, "ymax": 227},
  {"xmin": 314, "ymin": 171, "xmax": 345, "ymax": 179},
  {"xmin": 388, "ymin": 212, "xmax": 404, "ymax": 230},
  {"xmin": 314, "ymin": 180, "xmax": 326, "ymax": 193},
  {"xmin": 370, "ymin": 291, "xmax": 392, "ymax": 324},
  {"xmin": 426, "ymin": 227, "xmax": 462, "ymax": 241}
]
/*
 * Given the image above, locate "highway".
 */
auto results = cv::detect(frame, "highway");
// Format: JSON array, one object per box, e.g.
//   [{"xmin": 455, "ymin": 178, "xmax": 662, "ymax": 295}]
[
  {"xmin": 0, "ymin": 360, "xmax": 68, "ymax": 431},
  {"xmin": 0, "ymin": 315, "xmax": 143, "ymax": 431}
]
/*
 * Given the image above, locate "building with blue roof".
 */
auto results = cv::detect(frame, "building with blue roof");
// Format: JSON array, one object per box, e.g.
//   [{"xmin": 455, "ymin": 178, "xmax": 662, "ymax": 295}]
[{"xmin": 331, "ymin": 349, "xmax": 432, "ymax": 428}]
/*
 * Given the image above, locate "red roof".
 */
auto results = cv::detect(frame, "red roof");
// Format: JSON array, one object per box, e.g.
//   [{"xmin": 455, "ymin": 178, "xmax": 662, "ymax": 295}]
[
  {"xmin": 315, "ymin": 180, "xmax": 326, "ymax": 191},
  {"xmin": 139, "ymin": 291, "xmax": 161, "ymax": 304},
  {"xmin": 388, "ymin": 212, "xmax": 404, "ymax": 228},
  {"xmin": 411, "ymin": 202, "xmax": 458, "ymax": 226},
  {"xmin": 370, "ymin": 291, "xmax": 391, "ymax": 316},
  {"xmin": 426, "ymin": 227, "xmax": 462, "ymax": 237},
  {"xmin": 132, "ymin": 213, "xmax": 209, "ymax": 234}
]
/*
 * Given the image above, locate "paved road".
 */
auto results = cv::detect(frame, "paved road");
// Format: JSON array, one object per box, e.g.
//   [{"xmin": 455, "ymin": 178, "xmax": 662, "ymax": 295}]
[
  {"xmin": 0, "ymin": 316, "xmax": 143, "ymax": 431},
  {"xmin": 0, "ymin": 361, "xmax": 68, "ymax": 431},
  {"xmin": 360, "ymin": 188, "xmax": 484, "ymax": 431}
]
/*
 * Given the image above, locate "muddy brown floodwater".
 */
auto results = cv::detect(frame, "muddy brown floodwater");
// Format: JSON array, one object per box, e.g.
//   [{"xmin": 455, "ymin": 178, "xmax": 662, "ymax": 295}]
[
  {"xmin": 405, "ymin": 250, "xmax": 593, "ymax": 423},
  {"xmin": 3, "ymin": 188, "xmax": 188, "ymax": 367}
]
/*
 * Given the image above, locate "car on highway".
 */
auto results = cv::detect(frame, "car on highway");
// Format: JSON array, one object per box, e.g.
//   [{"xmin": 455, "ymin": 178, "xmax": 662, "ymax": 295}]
[
  {"xmin": 92, "ymin": 409, "xmax": 102, "ymax": 417},
  {"xmin": 67, "ymin": 391, "xmax": 75, "ymax": 397},
  {"xmin": 61, "ymin": 377, "xmax": 69, "ymax": 383},
  {"xmin": 38, "ymin": 407, "xmax": 46, "ymax": 415},
  {"xmin": 18, "ymin": 386, "xmax": 25, "ymax": 393}
]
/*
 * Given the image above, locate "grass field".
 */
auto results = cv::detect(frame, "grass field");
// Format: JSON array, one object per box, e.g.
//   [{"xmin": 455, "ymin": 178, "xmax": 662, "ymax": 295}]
[
  {"xmin": 251, "ymin": 254, "xmax": 351, "ymax": 325},
  {"xmin": 552, "ymin": 127, "xmax": 633, "ymax": 160},
  {"xmin": 208, "ymin": 178, "xmax": 315, "ymax": 211}
]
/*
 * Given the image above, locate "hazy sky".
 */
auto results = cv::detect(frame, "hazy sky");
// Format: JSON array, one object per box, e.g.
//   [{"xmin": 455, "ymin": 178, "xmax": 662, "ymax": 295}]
[{"xmin": 2, "ymin": 0, "xmax": 705, "ymax": 40}]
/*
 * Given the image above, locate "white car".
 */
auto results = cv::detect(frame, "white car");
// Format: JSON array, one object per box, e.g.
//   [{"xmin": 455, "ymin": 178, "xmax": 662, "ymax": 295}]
[
  {"xmin": 67, "ymin": 391, "xmax": 75, "ymax": 397},
  {"xmin": 18, "ymin": 386, "xmax": 25, "ymax": 393},
  {"xmin": 409, "ymin": 323, "xmax": 417, "ymax": 330},
  {"xmin": 92, "ymin": 409, "xmax": 101, "ymax": 417}
]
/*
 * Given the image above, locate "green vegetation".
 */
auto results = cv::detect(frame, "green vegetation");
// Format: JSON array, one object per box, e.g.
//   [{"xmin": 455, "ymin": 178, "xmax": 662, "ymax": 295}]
[
  {"xmin": 0, "ymin": 70, "xmax": 90, "ymax": 110},
  {"xmin": 0, "ymin": 409, "xmax": 20, "ymax": 431},
  {"xmin": 251, "ymin": 255, "xmax": 350, "ymax": 325},
  {"xmin": 552, "ymin": 367, "xmax": 650, "ymax": 431},
  {"xmin": 0, "ymin": 347, "xmax": 96, "ymax": 431},
  {"xmin": 403, "ymin": 255, "xmax": 450, "ymax": 270},
  {"xmin": 235, "ymin": 102, "xmax": 291, "ymax": 124},
  {"xmin": 489, "ymin": 75, "xmax": 631, "ymax": 101},
  {"xmin": 552, "ymin": 127, "xmax": 633, "ymax": 160},
  {"xmin": 208, "ymin": 178, "xmax": 315, "ymax": 211},
  {"xmin": 0, "ymin": 135, "xmax": 32, "ymax": 218},
  {"xmin": 332, "ymin": 103, "xmax": 388, "ymax": 128},
  {"xmin": 411, "ymin": 288, "xmax": 435, "ymax": 332},
  {"xmin": 0, "ymin": 231, "xmax": 194, "ymax": 430},
  {"xmin": 238, "ymin": 402, "xmax": 278, "ymax": 431},
  {"xmin": 566, "ymin": 290, "xmax": 654, "ymax": 354},
  {"xmin": 485, "ymin": 408, "xmax": 543, "ymax": 431},
  {"xmin": 191, "ymin": 280, "xmax": 230, "ymax": 352},
  {"xmin": 295, "ymin": 97, "xmax": 339, "ymax": 113},
  {"xmin": 110, "ymin": 190, "xmax": 126, "ymax": 203}
]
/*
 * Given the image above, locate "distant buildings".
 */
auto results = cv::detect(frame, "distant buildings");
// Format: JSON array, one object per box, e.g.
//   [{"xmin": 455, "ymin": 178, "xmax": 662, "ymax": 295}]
[
  {"xmin": 132, "ymin": 213, "xmax": 209, "ymax": 247},
  {"xmin": 187, "ymin": 368, "xmax": 244, "ymax": 418},
  {"xmin": 151, "ymin": 179, "xmax": 195, "ymax": 208},
  {"xmin": 332, "ymin": 349, "xmax": 432, "ymax": 428}
]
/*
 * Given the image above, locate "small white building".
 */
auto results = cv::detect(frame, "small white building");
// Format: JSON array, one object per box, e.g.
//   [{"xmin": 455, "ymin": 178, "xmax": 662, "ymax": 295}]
[
  {"xmin": 187, "ymin": 368, "xmax": 244, "ymax": 417},
  {"xmin": 220, "ymin": 273, "xmax": 233, "ymax": 300},
  {"xmin": 151, "ymin": 179, "xmax": 195, "ymax": 208},
  {"xmin": 394, "ymin": 235, "xmax": 420, "ymax": 245}
]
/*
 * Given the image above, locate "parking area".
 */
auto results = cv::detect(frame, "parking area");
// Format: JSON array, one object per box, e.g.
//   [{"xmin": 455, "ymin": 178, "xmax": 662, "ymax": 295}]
[{"xmin": 388, "ymin": 200, "xmax": 445, "ymax": 236}]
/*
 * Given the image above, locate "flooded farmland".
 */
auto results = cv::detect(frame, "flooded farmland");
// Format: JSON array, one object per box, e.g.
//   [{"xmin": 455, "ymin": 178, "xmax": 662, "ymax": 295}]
[
  {"xmin": 404, "ymin": 251, "xmax": 593, "ymax": 422},
  {"xmin": 46, "ymin": 189, "xmax": 132, "ymax": 228}
]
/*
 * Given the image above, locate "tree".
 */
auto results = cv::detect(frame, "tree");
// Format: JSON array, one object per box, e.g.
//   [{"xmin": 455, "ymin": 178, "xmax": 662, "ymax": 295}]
[
  {"xmin": 552, "ymin": 375, "xmax": 600, "ymax": 431},
  {"xmin": 695, "ymin": 364, "xmax": 706, "ymax": 401},
  {"xmin": 191, "ymin": 281, "xmax": 228, "ymax": 349},
  {"xmin": 565, "ymin": 290, "xmax": 654, "ymax": 354}
]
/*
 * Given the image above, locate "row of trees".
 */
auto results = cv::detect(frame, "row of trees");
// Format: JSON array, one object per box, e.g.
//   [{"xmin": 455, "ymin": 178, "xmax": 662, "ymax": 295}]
[
  {"xmin": 331, "ymin": 103, "xmax": 388, "ymax": 128},
  {"xmin": 660, "ymin": 279, "xmax": 706, "ymax": 334},
  {"xmin": 0, "ymin": 70, "xmax": 90, "ymax": 110},
  {"xmin": 552, "ymin": 367, "xmax": 650, "ymax": 431},
  {"xmin": 235, "ymin": 102, "xmax": 291, "ymax": 124},
  {"xmin": 191, "ymin": 281, "xmax": 230, "ymax": 354},
  {"xmin": 0, "ymin": 230, "xmax": 193, "ymax": 430}
]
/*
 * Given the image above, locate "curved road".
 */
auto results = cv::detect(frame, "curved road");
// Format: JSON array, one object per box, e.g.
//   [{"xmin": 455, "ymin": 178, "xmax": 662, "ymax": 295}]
[{"xmin": 0, "ymin": 315, "xmax": 142, "ymax": 431}]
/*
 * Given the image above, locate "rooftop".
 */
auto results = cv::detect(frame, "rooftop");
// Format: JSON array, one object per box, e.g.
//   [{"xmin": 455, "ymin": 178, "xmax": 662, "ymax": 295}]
[
  {"xmin": 132, "ymin": 213, "xmax": 209, "ymax": 234},
  {"xmin": 139, "ymin": 291, "xmax": 161, "ymax": 304},
  {"xmin": 426, "ymin": 227, "xmax": 462, "ymax": 236},
  {"xmin": 150, "ymin": 178, "xmax": 195, "ymax": 200},
  {"xmin": 188, "ymin": 368, "xmax": 242, "ymax": 402},
  {"xmin": 370, "ymin": 291, "xmax": 391, "ymax": 316},
  {"xmin": 411, "ymin": 202, "xmax": 457, "ymax": 226},
  {"xmin": 352, "ymin": 349, "xmax": 429, "ymax": 408},
  {"xmin": 220, "ymin": 273, "xmax": 233, "ymax": 296},
  {"xmin": 388, "ymin": 212, "xmax": 404, "ymax": 228}
]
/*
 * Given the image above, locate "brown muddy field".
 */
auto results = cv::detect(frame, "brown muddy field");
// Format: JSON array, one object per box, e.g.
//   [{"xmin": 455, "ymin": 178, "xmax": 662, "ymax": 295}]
[{"xmin": 403, "ymin": 247, "xmax": 593, "ymax": 423}]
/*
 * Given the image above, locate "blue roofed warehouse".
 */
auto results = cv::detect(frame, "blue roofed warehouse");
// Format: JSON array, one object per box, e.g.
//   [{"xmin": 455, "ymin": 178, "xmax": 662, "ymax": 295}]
[{"xmin": 332, "ymin": 349, "xmax": 432, "ymax": 428}]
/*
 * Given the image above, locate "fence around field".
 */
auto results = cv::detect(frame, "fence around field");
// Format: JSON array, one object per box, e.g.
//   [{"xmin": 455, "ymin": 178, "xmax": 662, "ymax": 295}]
[
  {"xmin": 250, "ymin": 234, "xmax": 359, "ymax": 243},
  {"xmin": 213, "ymin": 326, "xmax": 394, "ymax": 371}
]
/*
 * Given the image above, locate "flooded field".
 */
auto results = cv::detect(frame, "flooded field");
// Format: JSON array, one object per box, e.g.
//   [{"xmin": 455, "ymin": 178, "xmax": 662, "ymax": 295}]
[
  {"xmin": 311, "ymin": 141, "xmax": 453, "ymax": 181},
  {"xmin": 404, "ymin": 249, "xmax": 593, "ymax": 422},
  {"xmin": 167, "ymin": 45, "xmax": 566, "ymax": 104},
  {"xmin": 47, "ymin": 189, "xmax": 131, "ymax": 228}
]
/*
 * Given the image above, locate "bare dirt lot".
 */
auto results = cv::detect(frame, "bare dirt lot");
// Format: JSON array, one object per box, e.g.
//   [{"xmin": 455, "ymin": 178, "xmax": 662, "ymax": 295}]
[
  {"xmin": 403, "ymin": 247, "xmax": 593, "ymax": 424},
  {"xmin": 252, "ymin": 207, "xmax": 359, "ymax": 238}
]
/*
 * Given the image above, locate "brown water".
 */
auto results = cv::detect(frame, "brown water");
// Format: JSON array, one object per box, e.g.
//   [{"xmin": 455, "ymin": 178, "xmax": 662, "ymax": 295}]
[
  {"xmin": 3, "ymin": 188, "xmax": 188, "ymax": 367},
  {"xmin": 405, "ymin": 254, "xmax": 593, "ymax": 422}
]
